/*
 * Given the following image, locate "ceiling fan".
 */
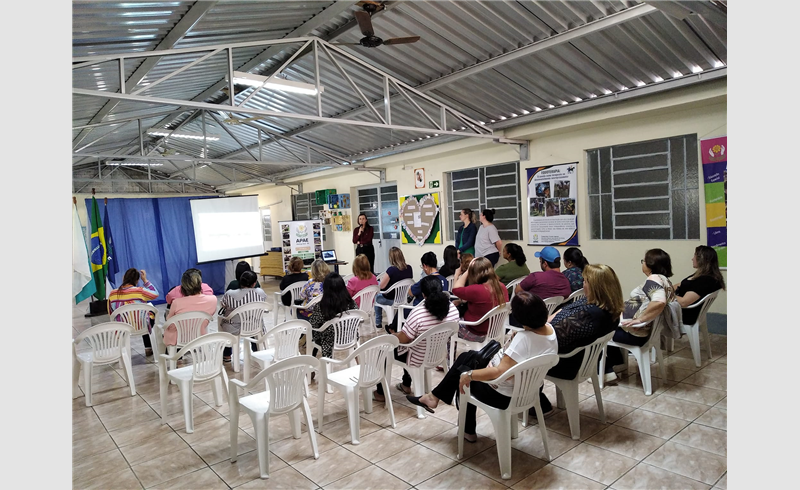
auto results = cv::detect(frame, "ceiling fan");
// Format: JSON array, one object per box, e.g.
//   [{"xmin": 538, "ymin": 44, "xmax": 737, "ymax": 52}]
[{"xmin": 333, "ymin": 1, "xmax": 420, "ymax": 48}]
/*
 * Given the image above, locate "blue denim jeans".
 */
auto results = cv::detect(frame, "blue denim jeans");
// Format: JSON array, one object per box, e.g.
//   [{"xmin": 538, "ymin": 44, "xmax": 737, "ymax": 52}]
[{"xmin": 374, "ymin": 293, "xmax": 394, "ymax": 327}]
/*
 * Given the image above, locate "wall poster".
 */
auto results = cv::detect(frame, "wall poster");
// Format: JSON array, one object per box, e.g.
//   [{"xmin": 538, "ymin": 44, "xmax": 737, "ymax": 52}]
[
  {"xmin": 399, "ymin": 192, "xmax": 441, "ymax": 246},
  {"xmin": 526, "ymin": 163, "xmax": 579, "ymax": 246},
  {"xmin": 701, "ymin": 136, "xmax": 727, "ymax": 268},
  {"xmin": 278, "ymin": 219, "xmax": 323, "ymax": 271}
]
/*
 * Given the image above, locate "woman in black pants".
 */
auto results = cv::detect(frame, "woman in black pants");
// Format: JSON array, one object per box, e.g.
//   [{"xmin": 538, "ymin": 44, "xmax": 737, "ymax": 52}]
[
  {"xmin": 352, "ymin": 213, "xmax": 375, "ymax": 273},
  {"xmin": 406, "ymin": 291, "xmax": 557, "ymax": 442}
]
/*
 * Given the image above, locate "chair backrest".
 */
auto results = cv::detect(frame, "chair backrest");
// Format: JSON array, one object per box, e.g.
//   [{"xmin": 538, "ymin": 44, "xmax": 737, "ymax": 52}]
[
  {"xmin": 319, "ymin": 310, "xmax": 367, "ymax": 351},
  {"xmin": 74, "ymin": 322, "xmax": 133, "ymax": 364},
  {"xmin": 353, "ymin": 285, "xmax": 380, "ymax": 312},
  {"xmin": 302, "ymin": 293, "xmax": 323, "ymax": 309},
  {"xmin": 497, "ymin": 353, "xmax": 559, "ymax": 413},
  {"xmin": 559, "ymin": 331, "xmax": 614, "ymax": 381},
  {"xmin": 376, "ymin": 271, "xmax": 387, "ymax": 282},
  {"xmin": 267, "ymin": 319, "xmax": 309, "ymax": 362},
  {"xmin": 506, "ymin": 277, "xmax": 525, "ymax": 300},
  {"xmin": 225, "ymin": 301, "xmax": 270, "ymax": 338},
  {"xmin": 173, "ymin": 332, "xmax": 235, "ymax": 381},
  {"xmin": 478, "ymin": 303, "xmax": 512, "ymax": 343},
  {"xmin": 642, "ymin": 313, "xmax": 666, "ymax": 350},
  {"xmin": 384, "ymin": 278, "xmax": 415, "ymax": 307},
  {"xmin": 445, "ymin": 275, "xmax": 455, "ymax": 292},
  {"xmin": 342, "ymin": 273, "xmax": 355, "ymax": 283},
  {"xmin": 163, "ymin": 311, "xmax": 214, "ymax": 347},
  {"xmin": 282, "ymin": 280, "xmax": 307, "ymax": 300},
  {"xmin": 111, "ymin": 304, "xmax": 158, "ymax": 337},
  {"xmin": 410, "ymin": 321, "xmax": 459, "ymax": 368},
  {"xmin": 241, "ymin": 355, "xmax": 320, "ymax": 415},
  {"xmin": 688, "ymin": 290, "xmax": 720, "ymax": 326},
  {"xmin": 351, "ymin": 335, "xmax": 399, "ymax": 388},
  {"xmin": 565, "ymin": 288, "xmax": 585, "ymax": 304},
  {"xmin": 543, "ymin": 296, "xmax": 564, "ymax": 315}
]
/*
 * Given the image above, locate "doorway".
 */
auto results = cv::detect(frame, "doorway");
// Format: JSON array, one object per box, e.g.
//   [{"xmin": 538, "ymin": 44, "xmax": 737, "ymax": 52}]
[{"xmin": 356, "ymin": 183, "xmax": 400, "ymax": 274}]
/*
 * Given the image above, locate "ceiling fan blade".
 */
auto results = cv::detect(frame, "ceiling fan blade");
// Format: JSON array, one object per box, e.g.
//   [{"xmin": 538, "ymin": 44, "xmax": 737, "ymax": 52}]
[
  {"xmin": 354, "ymin": 10, "xmax": 375, "ymax": 37},
  {"xmin": 382, "ymin": 36, "xmax": 420, "ymax": 45}
]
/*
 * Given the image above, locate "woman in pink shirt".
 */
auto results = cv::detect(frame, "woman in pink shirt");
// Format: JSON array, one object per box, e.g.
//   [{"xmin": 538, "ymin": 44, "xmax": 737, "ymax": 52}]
[
  {"xmin": 346, "ymin": 254, "xmax": 378, "ymax": 307},
  {"xmin": 163, "ymin": 269, "xmax": 218, "ymax": 350}
]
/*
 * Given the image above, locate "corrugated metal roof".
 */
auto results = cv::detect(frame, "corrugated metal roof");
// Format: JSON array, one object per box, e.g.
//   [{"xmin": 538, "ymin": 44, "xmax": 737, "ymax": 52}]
[{"xmin": 72, "ymin": 0, "xmax": 726, "ymax": 194}]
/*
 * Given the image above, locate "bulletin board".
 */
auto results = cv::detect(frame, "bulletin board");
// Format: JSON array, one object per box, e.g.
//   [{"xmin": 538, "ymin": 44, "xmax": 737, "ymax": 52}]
[{"xmin": 399, "ymin": 192, "xmax": 442, "ymax": 246}]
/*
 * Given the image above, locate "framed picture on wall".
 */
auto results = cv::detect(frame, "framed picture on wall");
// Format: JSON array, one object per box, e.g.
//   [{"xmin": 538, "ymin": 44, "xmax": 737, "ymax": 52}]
[{"xmin": 414, "ymin": 168, "xmax": 425, "ymax": 189}]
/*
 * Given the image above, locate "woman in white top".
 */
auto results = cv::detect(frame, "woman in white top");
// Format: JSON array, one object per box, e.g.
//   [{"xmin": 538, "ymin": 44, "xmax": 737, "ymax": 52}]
[
  {"xmin": 407, "ymin": 291, "xmax": 557, "ymax": 443},
  {"xmin": 474, "ymin": 208, "xmax": 503, "ymax": 267}
]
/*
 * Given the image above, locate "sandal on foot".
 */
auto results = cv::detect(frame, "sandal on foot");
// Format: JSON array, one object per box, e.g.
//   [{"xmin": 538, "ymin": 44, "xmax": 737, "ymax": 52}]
[
  {"xmin": 406, "ymin": 395, "xmax": 435, "ymax": 413},
  {"xmin": 373, "ymin": 392, "xmax": 385, "ymax": 402},
  {"xmin": 223, "ymin": 356, "xmax": 231, "ymax": 363},
  {"xmin": 464, "ymin": 433, "xmax": 478, "ymax": 443},
  {"xmin": 395, "ymin": 382, "xmax": 412, "ymax": 395}
]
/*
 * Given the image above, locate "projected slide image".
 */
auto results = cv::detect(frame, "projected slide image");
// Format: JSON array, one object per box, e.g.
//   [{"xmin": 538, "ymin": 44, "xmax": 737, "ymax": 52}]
[{"xmin": 197, "ymin": 212, "xmax": 262, "ymax": 251}]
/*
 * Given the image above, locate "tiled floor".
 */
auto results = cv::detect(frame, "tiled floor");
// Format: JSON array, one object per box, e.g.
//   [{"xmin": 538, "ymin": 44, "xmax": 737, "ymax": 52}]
[{"xmin": 72, "ymin": 278, "xmax": 727, "ymax": 489}]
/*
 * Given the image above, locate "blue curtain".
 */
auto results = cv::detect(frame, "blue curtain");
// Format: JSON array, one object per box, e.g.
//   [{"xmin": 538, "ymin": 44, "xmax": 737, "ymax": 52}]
[{"xmin": 86, "ymin": 196, "xmax": 226, "ymax": 304}]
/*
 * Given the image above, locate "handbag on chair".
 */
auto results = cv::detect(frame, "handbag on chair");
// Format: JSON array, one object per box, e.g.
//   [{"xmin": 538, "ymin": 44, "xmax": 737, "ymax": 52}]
[{"xmin": 455, "ymin": 340, "xmax": 502, "ymax": 373}]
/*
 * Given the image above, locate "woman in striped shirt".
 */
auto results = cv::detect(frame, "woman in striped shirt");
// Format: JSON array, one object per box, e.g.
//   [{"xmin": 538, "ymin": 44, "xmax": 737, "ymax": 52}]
[
  {"xmin": 108, "ymin": 268, "xmax": 159, "ymax": 355},
  {"xmin": 373, "ymin": 275, "xmax": 459, "ymax": 402}
]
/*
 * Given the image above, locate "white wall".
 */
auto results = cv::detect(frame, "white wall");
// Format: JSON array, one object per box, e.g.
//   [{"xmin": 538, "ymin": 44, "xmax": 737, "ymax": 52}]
[{"xmin": 239, "ymin": 79, "xmax": 728, "ymax": 314}]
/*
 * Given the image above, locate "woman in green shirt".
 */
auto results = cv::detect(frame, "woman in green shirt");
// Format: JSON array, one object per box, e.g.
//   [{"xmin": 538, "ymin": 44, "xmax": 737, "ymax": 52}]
[{"xmin": 494, "ymin": 243, "xmax": 530, "ymax": 285}]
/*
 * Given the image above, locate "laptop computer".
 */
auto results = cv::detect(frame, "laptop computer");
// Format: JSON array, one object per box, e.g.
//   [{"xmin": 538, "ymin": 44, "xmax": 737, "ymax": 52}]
[{"xmin": 321, "ymin": 250, "xmax": 337, "ymax": 264}]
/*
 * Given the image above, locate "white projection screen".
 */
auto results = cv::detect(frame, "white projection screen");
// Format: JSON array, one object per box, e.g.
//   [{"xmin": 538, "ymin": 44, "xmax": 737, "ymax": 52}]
[{"xmin": 189, "ymin": 196, "xmax": 265, "ymax": 263}]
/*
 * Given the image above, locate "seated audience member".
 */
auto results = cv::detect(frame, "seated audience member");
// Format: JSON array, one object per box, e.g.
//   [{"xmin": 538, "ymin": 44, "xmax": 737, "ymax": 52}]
[
  {"xmin": 405, "ymin": 291, "xmax": 557, "ymax": 443},
  {"xmin": 346, "ymin": 254, "xmax": 378, "ymax": 307},
  {"xmin": 307, "ymin": 273, "xmax": 357, "ymax": 359},
  {"xmin": 298, "ymin": 259, "xmax": 330, "ymax": 320},
  {"xmin": 451, "ymin": 257, "xmax": 509, "ymax": 344},
  {"xmin": 458, "ymin": 253, "xmax": 474, "ymax": 276},
  {"xmin": 164, "ymin": 269, "xmax": 218, "ymax": 352},
  {"xmin": 374, "ymin": 275, "xmax": 461, "ymax": 401},
  {"xmin": 374, "ymin": 247, "xmax": 414, "ymax": 328},
  {"xmin": 408, "ymin": 252, "xmax": 449, "ymax": 307},
  {"xmin": 562, "ymin": 247, "xmax": 589, "ymax": 293},
  {"xmin": 538, "ymin": 264, "xmax": 624, "ymax": 414},
  {"xmin": 603, "ymin": 248, "xmax": 675, "ymax": 382},
  {"xmin": 438, "ymin": 245, "xmax": 461, "ymax": 279},
  {"xmin": 108, "ymin": 268, "xmax": 159, "ymax": 356},
  {"xmin": 673, "ymin": 245, "xmax": 725, "ymax": 325},
  {"xmin": 279, "ymin": 257, "xmax": 310, "ymax": 306},
  {"xmin": 219, "ymin": 270, "xmax": 267, "ymax": 362},
  {"xmin": 514, "ymin": 246, "xmax": 572, "ymax": 301},
  {"xmin": 226, "ymin": 261, "xmax": 262, "ymax": 291},
  {"xmin": 494, "ymin": 243, "xmax": 530, "ymax": 285},
  {"xmin": 165, "ymin": 268, "xmax": 214, "ymax": 317}
]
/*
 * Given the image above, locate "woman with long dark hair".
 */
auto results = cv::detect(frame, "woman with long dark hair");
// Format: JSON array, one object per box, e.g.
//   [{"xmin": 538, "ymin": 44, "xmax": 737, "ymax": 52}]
[
  {"xmin": 352, "ymin": 213, "xmax": 376, "ymax": 273},
  {"xmin": 494, "ymin": 243, "xmax": 530, "ymax": 285},
  {"xmin": 439, "ymin": 245, "xmax": 461, "ymax": 278},
  {"xmin": 374, "ymin": 275, "xmax": 461, "ymax": 401},
  {"xmin": 562, "ymin": 247, "xmax": 589, "ymax": 292},
  {"xmin": 307, "ymin": 272, "xmax": 357, "ymax": 358},
  {"xmin": 674, "ymin": 245, "xmax": 725, "ymax": 325},
  {"xmin": 474, "ymin": 209, "xmax": 503, "ymax": 266},
  {"xmin": 454, "ymin": 208, "xmax": 477, "ymax": 257},
  {"xmin": 226, "ymin": 261, "xmax": 262, "ymax": 291},
  {"xmin": 451, "ymin": 256, "xmax": 509, "ymax": 343}
]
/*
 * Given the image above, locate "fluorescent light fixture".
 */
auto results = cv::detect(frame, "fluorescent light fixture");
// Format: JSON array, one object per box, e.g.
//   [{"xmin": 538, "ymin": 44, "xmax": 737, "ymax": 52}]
[
  {"xmin": 714, "ymin": 60, "xmax": 725, "ymax": 68},
  {"xmin": 548, "ymin": 104, "xmax": 554, "ymax": 109},
  {"xmin": 691, "ymin": 66, "xmax": 703, "ymax": 73},
  {"xmin": 574, "ymin": 97, "xmax": 583, "ymax": 102},
  {"xmin": 147, "ymin": 129, "xmax": 220, "ymax": 141},
  {"xmin": 521, "ymin": 110, "xmax": 530, "ymax": 115},
  {"xmin": 232, "ymin": 71, "xmax": 322, "ymax": 95},
  {"xmin": 106, "ymin": 161, "xmax": 164, "ymax": 167},
  {"xmin": 673, "ymin": 71, "xmax": 684, "ymax": 78},
  {"xmin": 534, "ymin": 107, "xmax": 542, "ymax": 112},
  {"xmin": 602, "ymin": 89, "xmax": 612, "ymax": 95},
  {"xmin": 636, "ymin": 81, "xmax": 646, "ymax": 87},
  {"xmin": 589, "ymin": 94, "xmax": 597, "ymax": 98},
  {"xmin": 654, "ymin": 76, "xmax": 664, "ymax": 82},
  {"xmin": 620, "ymin": 86, "xmax": 628, "ymax": 91},
  {"xmin": 561, "ymin": 101, "xmax": 568, "ymax": 106}
]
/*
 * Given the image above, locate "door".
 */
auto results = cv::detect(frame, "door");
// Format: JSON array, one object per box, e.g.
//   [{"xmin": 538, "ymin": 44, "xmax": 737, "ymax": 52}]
[{"xmin": 357, "ymin": 184, "xmax": 400, "ymax": 274}]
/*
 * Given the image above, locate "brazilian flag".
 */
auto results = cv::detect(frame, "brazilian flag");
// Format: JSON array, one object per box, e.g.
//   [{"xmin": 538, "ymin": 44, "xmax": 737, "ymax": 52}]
[{"xmin": 89, "ymin": 196, "xmax": 108, "ymax": 300}]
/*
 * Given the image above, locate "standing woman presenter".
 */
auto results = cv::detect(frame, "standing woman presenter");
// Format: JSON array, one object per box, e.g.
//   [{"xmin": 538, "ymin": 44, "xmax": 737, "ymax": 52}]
[{"xmin": 353, "ymin": 213, "xmax": 376, "ymax": 274}]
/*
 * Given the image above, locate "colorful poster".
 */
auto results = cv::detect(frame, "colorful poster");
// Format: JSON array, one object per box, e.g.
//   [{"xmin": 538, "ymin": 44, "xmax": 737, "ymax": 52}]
[
  {"xmin": 399, "ymin": 192, "xmax": 441, "ymax": 246},
  {"xmin": 278, "ymin": 220, "xmax": 323, "ymax": 271},
  {"xmin": 526, "ymin": 163, "xmax": 578, "ymax": 246},
  {"xmin": 701, "ymin": 136, "xmax": 727, "ymax": 268}
]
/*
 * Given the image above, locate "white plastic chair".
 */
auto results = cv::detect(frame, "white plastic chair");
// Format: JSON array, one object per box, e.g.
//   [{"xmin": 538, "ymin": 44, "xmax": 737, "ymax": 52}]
[
  {"xmin": 352, "ymin": 284, "xmax": 380, "ymax": 332},
  {"xmin": 250, "ymin": 319, "xmax": 311, "ymax": 397},
  {"xmin": 158, "ymin": 332, "xmax": 234, "ymax": 433},
  {"xmin": 229, "ymin": 355, "xmax": 320, "ymax": 479},
  {"xmin": 111, "ymin": 303, "xmax": 158, "ymax": 357},
  {"xmin": 290, "ymin": 293, "xmax": 323, "ymax": 320},
  {"xmin": 457, "ymin": 353, "xmax": 559, "ymax": 478},
  {"xmin": 450, "ymin": 303, "xmax": 511, "ymax": 367},
  {"xmin": 396, "ymin": 321, "xmax": 459, "ymax": 418},
  {"xmin": 317, "ymin": 335, "xmax": 399, "ymax": 445},
  {"xmin": 505, "ymin": 277, "xmax": 525, "ymax": 301},
  {"xmin": 376, "ymin": 278, "xmax": 415, "ymax": 328},
  {"xmin": 540, "ymin": 331, "xmax": 615, "ymax": 439},
  {"xmin": 308, "ymin": 310, "xmax": 367, "ymax": 393},
  {"xmin": 72, "ymin": 322, "xmax": 136, "ymax": 407},
  {"xmin": 563, "ymin": 288, "xmax": 585, "ymax": 305},
  {"xmin": 543, "ymin": 296, "xmax": 564, "ymax": 315},
  {"xmin": 342, "ymin": 273, "xmax": 355, "ymax": 283},
  {"xmin": 445, "ymin": 275, "xmax": 455, "ymax": 293},
  {"xmin": 157, "ymin": 311, "xmax": 214, "ymax": 371},
  {"xmin": 219, "ymin": 301, "xmax": 270, "ymax": 379},
  {"xmin": 599, "ymin": 315, "xmax": 667, "ymax": 395},
  {"xmin": 273, "ymin": 281, "xmax": 306, "ymax": 325},
  {"xmin": 680, "ymin": 290, "xmax": 719, "ymax": 367}
]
